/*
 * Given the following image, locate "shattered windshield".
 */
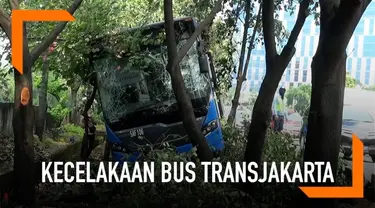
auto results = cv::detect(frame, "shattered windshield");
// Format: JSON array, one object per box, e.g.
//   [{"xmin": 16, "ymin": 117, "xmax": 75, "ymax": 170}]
[{"xmin": 93, "ymin": 35, "xmax": 211, "ymax": 123}]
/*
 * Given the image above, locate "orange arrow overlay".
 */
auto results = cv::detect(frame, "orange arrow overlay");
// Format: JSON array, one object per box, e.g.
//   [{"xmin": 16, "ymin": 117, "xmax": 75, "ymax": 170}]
[
  {"xmin": 299, "ymin": 134, "xmax": 364, "ymax": 198},
  {"xmin": 11, "ymin": 10, "xmax": 75, "ymax": 74}
]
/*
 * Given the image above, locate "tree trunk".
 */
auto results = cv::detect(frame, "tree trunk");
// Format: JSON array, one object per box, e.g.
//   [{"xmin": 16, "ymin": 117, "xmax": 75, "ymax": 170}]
[
  {"xmin": 164, "ymin": 0, "xmax": 213, "ymax": 161},
  {"xmin": 70, "ymin": 87, "xmax": 79, "ymax": 124},
  {"xmin": 36, "ymin": 55, "xmax": 49, "ymax": 140},
  {"xmin": 301, "ymin": 1, "xmax": 371, "ymax": 206},
  {"xmin": 243, "ymin": 0, "xmax": 311, "ymax": 193},
  {"xmin": 207, "ymin": 49, "xmax": 223, "ymax": 118},
  {"xmin": 80, "ymin": 85, "xmax": 97, "ymax": 160},
  {"xmin": 217, "ymin": 97, "xmax": 224, "ymax": 117},
  {"xmin": 0, "ymin": 1, "xmax": 84, "ymax": 206},
  {"xmin": 169, "ymin": 70, "xmax": 214, "ymax": 160},
  {"xmin": 244, "ymin": 65, "xmax": 284, "ymax": 161},
  {"xmin": 69, "ymin": 77, "xmax": 81, "ymax": 124},
  {"xmin": 228, "ymin": 5, "xmax": 262, "ymax": 126},
  {"xmin": 227, "ymin": 0, "xmax": 251, "ymax": 125},
  {"xmin": 302, "ymin": 49, "xmax": 346, "ymax": 208},
  {"xmin": 13, "ymin": 57, "xmax": 36, "ymax": 206}
]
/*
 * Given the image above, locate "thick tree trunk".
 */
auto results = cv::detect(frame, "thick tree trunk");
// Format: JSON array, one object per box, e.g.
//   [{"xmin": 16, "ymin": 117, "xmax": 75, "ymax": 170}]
[
  {"xmin": 227, "ymin": 0, "xmax": 251, "ymax": 125},
  {"xmin": 164, "ymin": 0, "xmax": 213, "ymax": 161},
  {"xmin": 0, "ymin": 1, "xmax": 84, "ymax": 206},
  {"xmin": 36, "ymin": 56, "xmax": 49, "ymax": 140},
  {"xmin": 243, "ymin": 66, "xmax": 284, "ymax": 161},
  {"xmin": 13, "ymin": 58, "xmax": 35, "ymax": 205},
  {"xmin": 170, "ymin": 70, "xmax": 214, "ymax": 160},
  {"xmin": 243, "ymin": 0, "xmax": 311, "ymax": 193},
  {"xmin": 301, "ymin": 1, "xmax": 370, "ymax": 207},
  {"xmin": 302, "ymin": 49, "xmax": 346, "ymax": 208}
]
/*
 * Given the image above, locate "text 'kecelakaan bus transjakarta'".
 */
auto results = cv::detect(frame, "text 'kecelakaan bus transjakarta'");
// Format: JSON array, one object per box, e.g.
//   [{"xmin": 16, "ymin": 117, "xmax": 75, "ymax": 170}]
[{"xmin": 42, "ymin": 161, "xmax": 334, "ymax": 183}]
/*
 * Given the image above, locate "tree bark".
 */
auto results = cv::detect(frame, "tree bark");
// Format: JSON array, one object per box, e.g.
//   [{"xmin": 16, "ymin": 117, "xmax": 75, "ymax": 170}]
[
  {"xmin": 36, "ymin": 54, "xmax": 49, "ymax": 140},
  {"xmin": 243, "ymin": 0, "xmax": 311, "ymax": 193},
  {"xmin": 70, "ymin": 79, "xmax": 81, "ymax": 124},
  {"xmin": 0, "ymin": 1, "xmax": 84, "ymax": 205},
  {"xmin": 227, "ymin": 0, "xmax": 252, "ymax": 125},
  {"xmin": 163, "ymin": 0, "xmax": 223, "ymax": 161},
  {"xmin": 30, "ymin": 0, "xmax": 84, "ymax": 64},
  {"xmin": 80, "ymin": 85, "xmax": 97, "ymax": 160},
  {"xmin": 228, "ymin": 4, "xmax": 262, "ymax": 125},
  {"xmin": 71, "ymin": 89, "xmax": 78, "ymax": 123},
  {"xmin": 301, "ymin": 1, "xmax": 371, "ymax": 207},
  {"xmin": 164, "ymin": 0, "xmax": 213, "ymax": 161},
  {"xmin": 13, "ymin": 41, "xmax": 35, "ymax": 206},
  {"xmin": 207, "ymin": 50, "xmax": 223, "ymax": 117}
]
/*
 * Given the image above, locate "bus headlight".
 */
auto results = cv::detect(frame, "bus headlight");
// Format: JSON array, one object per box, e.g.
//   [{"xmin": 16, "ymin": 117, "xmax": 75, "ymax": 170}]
[{"xmin": 202, "ymin": 120, "xmax": 218, "ymax": 136}]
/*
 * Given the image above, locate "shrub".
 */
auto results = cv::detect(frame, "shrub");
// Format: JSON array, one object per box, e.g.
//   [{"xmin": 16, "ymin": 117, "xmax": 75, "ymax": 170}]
[
  {"xmin": 37, "ymin": 120, "xmax": 352, "ymax": 207},
  {"xmin": 48, "ymin": 104, "xmax": 70, "ymax": 124},
  {"xmin": 53, "ymin": 123, "xmax": 84, "ymax": 142}
]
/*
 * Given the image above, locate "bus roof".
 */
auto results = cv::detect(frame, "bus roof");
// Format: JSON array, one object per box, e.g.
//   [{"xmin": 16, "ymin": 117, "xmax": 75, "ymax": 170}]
[{"xmin": 93, "ymin": 17, "xmax": 198, "ymax": 42}]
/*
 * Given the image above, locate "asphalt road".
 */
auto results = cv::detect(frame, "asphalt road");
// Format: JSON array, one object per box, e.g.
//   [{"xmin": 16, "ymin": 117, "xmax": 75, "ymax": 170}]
[{"xmin": 222, "ymin": 105, "xmax": 375, "ymax": 183}]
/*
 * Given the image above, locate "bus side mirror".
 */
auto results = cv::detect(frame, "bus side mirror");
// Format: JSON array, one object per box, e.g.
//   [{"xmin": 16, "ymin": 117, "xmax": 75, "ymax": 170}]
[
  {"xmin": 198, "ymin": 40, "xmax": 209, "ymax": 73},
  {"xmin": 199, "ymin": 54, "xmax": 209, "ymax": 73}
]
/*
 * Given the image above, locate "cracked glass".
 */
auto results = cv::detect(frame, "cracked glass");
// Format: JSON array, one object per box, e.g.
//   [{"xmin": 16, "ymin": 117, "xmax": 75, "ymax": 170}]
[{"xmin": 93, "ymin": 30, "xmax": 211, "ymax": 123}]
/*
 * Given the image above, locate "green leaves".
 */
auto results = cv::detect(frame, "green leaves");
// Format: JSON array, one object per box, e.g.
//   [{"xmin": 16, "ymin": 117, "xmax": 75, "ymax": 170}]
[
  {"xmin": 345, "ymin": 73, "xmax": 357, "ymax": 88},
  {"xmin": 285, "ymin": 84, "xmax": 312, "ymax": 117}
]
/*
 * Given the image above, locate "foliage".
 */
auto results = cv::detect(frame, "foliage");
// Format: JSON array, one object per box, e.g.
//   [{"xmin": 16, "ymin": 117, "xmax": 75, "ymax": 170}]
[
  {"xmin": 61, "ymin": 123, "xmax": 84, "ymax": 138},
  {"xmin": 0, "ymin": 71, "xmax": 13, "ymax": 102},
  {"xmin": 285, "ymin": 73, "xmax": 365, "ymax": 117},
  {"xmin": 285, "ymin": 84, "xmax": 311, "ymax": 118},
  {"xmin": 0, "ymin": 136, "xmax": 62, "ymax": 171},
  {"xmin": 255, "ymin": 130, "xmax": 300, "ymax": 207},
  {"xmin": 38, "ymin": 122, "xmax": 353, "ymax": 207},
  {"xmin": 210, "ymin": 10, "xmax": 239, "ymax": 95},
  {"xmin": 48, "ymin": 97, "xmax": 70, "ymax": 124},
  {"xmin": 345, "ymin": 73, "xmax": 357, "ymax": 88},
  {"xmin": 20, "ymin": 116, "xmax": 357, "ymax": 207},
  {"xmin": 362, "ymin": 85, "xmax": 375, "ymax": 91}
]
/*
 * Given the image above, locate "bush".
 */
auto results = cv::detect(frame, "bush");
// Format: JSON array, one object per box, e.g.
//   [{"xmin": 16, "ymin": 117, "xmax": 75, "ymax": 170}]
[
  {"xmin": 37, "ymin": 121, "xmax": 352, "ymax": 207},
  {"xmin": 48, "ymin": 104, "xmax": 70, "ymax": 124},
  {"xmin": 62, "ymin": 123, "xmax": 84, "ymax": 135},
  {"xmin": 52, "ymin": 123, "xmax": 84, "ymax": 142}
]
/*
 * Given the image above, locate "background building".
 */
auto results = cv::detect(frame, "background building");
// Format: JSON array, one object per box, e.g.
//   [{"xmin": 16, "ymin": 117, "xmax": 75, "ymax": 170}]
[{"xmin": 244, "ymin": 3, "xmax": 375, "ymax": 91}]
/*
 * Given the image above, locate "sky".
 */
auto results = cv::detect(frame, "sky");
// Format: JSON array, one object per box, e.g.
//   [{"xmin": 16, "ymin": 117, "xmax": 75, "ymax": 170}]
[{"xmin": 0, "ymin": 36, "xmax": 9, "ymax": 69}]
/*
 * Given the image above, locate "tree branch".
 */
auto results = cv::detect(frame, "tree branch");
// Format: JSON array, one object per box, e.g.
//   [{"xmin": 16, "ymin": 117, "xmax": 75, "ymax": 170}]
[
  {"xmin": 164, "ymin": 0, "xmax": 178, "ymax": 69},
  {"xmin": 243, "ymin": 4, "xmax": 262, "ymax": 80},
  {"xmin": 30, "ymin": 0, "xmax": 84, "ymax": 64},
  {"xmin": 235, "ymin": 0, "xmax": 251, "ymax": 78},
  {"xmin": 173, "ymin": 0, "xmax": 223, "ymax": 68},
  {"xmin": 0, "ymin": 8, "xmax": 11, "ymax": 39},
  {"xmin": 8, "ymin": 0, "xmax": 20, "ymax": 9},
  {"xmin": 262, "ymin": 0, "xmax": 277, "ymax": 62},
  {"xmin": 279, "ymin": 0, "xmax": 311, "ymax": 63},
  {"xmin": 325, "ymin": 0, "xmax": 371, "ymax": 53}
]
